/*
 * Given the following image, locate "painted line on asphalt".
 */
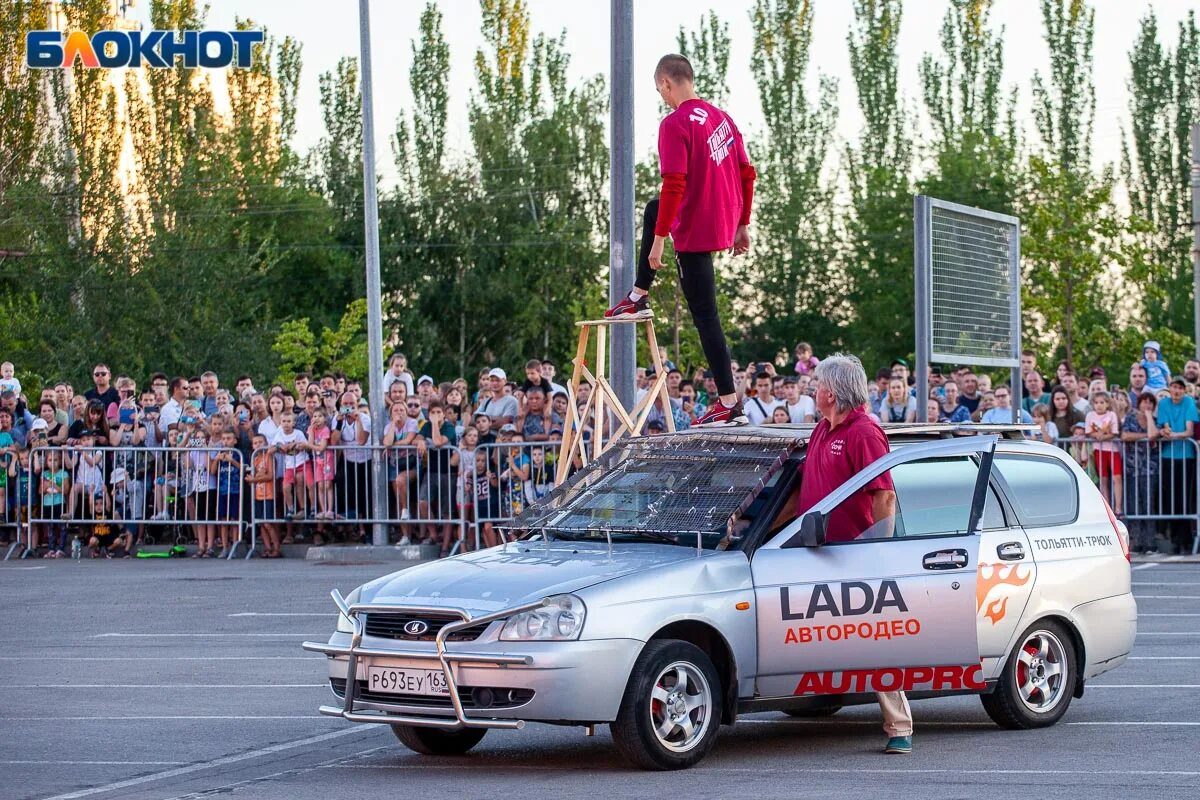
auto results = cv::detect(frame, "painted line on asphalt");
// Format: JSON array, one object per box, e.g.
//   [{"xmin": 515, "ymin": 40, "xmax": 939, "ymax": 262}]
[
  {"xmin": 1138, "ymin": 613, "xmax": 1200, "ymax": 616},
  {"xmin": 11, "ymin": 684, "xmax": 326, "ymax": 689},
  {"xmin": 3, "ymin": 565, "xmax": 47, "ymax": 570},
  {"xmin": 92, "ymin": 633, "xmax": 321, "ymax": 638},
  {"xmin": 1132, "ymin": 563, "xmax": 1160, "ymax": 571},
  {"xmin": 38, "ymin": 726, "xmax": 368, "ymax": 800},
  {"xmin": 228, "ymin": 612, "xmax": 333, "ymax": 617},
  {"xmin": 5, "ymin": 715, "xmax": 318, "ymax": 721},
  {"xmin": 2, "ymin": 760, "xmax": 186, "ymax": 766},
  {"xmin": 0, "ymin": 656, "xmax": 321, "ymax": 661},
  {"xmin": 159, "ymin": 744, "xmax": 396, "ymax": 800}
]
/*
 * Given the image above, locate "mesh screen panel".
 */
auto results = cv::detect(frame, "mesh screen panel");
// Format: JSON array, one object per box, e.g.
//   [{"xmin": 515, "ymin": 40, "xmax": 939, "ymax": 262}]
[
  {"xmin": 509, "ymin": 432, "xmax": 796, "ymax": 535},
  {"xmin": 929, "ymin": 205, "xmax": 1016, "ymax": 362}
]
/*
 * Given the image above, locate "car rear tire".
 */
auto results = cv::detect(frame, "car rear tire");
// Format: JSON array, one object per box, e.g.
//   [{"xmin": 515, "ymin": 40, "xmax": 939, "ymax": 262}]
[
  {"xmin": 610, "ymin": 640, "xmax": 722, "ymax": 770},
  {"xmin": 781, "ymin": 704, "xmax": 842, "ymax": 718},
  {"xmin": 981, "ymin": 618, "xmax": 1077, "ymax": 729},
  {"xmin": 390, "ymin": 724, "xmax": 487, "ymax": 755}
]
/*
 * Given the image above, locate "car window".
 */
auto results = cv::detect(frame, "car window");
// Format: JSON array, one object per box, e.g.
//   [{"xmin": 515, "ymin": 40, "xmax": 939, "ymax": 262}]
[
  {"xmin": 819, "ymin": 455, "xmax": 998, "ymax": 542},
  {"xmin": 993, "ymin": 453, "xmax": 1078, "ymax": 527},
  {"xmin": 888, "ymin": 457, "xmax": 1005, "ymax": 537}
]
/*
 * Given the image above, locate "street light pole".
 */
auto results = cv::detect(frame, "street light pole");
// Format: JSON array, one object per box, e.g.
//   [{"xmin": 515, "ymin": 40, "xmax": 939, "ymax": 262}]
[
  {"xmin": 609, "ymin": 0, "xmax": 635, "ymax": 410},
  {"xmin": 358, "ymin": 0, "xmax": 388, "ymax": 545}
]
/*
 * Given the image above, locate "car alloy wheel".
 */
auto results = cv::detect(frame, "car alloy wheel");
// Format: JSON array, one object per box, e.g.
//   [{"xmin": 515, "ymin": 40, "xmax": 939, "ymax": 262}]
[
  {"xmin": 1014, "ymin": 629, "xmax": 1068, "ymax": 714},
  {"xmin": 648, "ymin": 660, "xmax": 713, "ymax": 753}
]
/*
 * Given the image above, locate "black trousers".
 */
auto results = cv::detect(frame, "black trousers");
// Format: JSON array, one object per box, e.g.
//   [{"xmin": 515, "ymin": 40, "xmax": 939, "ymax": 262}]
[{"xmin": 635, "ymin": 199, "xmax": 735, "ymax": 397}]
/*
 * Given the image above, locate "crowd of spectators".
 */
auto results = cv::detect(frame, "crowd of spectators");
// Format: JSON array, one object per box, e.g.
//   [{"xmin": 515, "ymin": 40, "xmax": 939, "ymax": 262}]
[{"xmin": 1, "ymin": 338, "xmax": 1197, "ymax": 559}]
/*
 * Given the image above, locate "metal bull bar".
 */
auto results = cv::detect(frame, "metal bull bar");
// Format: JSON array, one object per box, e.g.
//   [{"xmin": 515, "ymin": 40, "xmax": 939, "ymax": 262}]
[{"xmin": 302, "ymin": 589, "xmax": 547, "ymax": 730}]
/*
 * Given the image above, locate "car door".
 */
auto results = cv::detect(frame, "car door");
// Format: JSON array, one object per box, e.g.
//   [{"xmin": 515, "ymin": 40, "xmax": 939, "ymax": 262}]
[{"xmin": 751, "ymin": 436, "xmax": 997, "ymax": 699}]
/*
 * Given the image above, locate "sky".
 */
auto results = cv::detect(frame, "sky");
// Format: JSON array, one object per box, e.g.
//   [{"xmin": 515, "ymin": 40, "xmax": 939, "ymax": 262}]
[{"xmin": 130, "ymin": 0, "xmax": 1198, "ymax": 183}]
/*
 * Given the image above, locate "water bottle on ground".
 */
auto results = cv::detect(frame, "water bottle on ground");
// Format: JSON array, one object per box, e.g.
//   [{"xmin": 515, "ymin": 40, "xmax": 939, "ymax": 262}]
[{"xmin": 71, "ymin": 537, "xmax": 81, "ymax": 560}]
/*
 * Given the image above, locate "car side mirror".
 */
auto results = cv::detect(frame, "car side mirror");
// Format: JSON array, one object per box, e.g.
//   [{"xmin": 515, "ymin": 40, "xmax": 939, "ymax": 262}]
[
  {"xmin": 785, "ymin": 512, "xmax": 826, "ymax": 548},
  {"xmin": 800, "ymin": 512, "xmax": 827, "ymax": 547}
]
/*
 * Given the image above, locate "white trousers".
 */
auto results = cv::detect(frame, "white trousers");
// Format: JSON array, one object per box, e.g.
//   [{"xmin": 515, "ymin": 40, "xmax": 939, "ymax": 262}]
[{"xmin": 876, "ymin": 691, "xmax": 912, "ymax": 736}]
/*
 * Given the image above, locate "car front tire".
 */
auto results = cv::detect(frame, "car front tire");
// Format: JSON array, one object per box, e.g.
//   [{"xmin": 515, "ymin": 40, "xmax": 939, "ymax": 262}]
[
  {"xmin": 390, "ymin": 724, "xmax": 487, "ymax": 755},
  {"xmin": 981, "ymin": 618, "xmax": 1077, "ymax": 729},
  {"xmin": 610, "ymin": 639, "xmax": 722, "ymax": 770}
]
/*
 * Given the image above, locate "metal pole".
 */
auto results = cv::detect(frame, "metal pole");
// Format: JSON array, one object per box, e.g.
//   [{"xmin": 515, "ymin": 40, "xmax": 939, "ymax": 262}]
[
  {"xmin": 358, "ymin": 0, "xmax": 389, "ymax": 546},
  {"xmin": 1191, "ymin": 124, "xmax": 1199, "ymax": 360},
  {"xmin": 609, "ymin": 0, "xmax": 635, "ymax": 410},
  {"xmin": 1011, "ymin": 218, "xmax": 1023, "ymax": 424},
  {"xmin": 914, "ymin": 195, "xmax": 930, "ymax": 422}
]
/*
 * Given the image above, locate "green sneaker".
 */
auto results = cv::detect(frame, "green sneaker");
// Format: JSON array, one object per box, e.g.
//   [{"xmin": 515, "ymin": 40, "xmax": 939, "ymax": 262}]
[{"xmin": 884, "ymin": 735, "xmax": 912, "ymax": 754}]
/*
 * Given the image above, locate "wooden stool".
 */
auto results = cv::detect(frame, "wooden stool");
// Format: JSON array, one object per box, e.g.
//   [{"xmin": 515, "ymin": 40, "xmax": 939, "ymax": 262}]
[{"xmin": 555, "ymin": 315, "xmax": 674, "ymax": 484}]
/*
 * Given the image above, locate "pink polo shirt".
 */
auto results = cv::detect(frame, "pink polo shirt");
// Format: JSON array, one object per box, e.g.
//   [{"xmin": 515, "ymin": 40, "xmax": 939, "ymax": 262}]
[
  {"xmin": 796, "ymin": 406, "xmax": 894, "ymax": 542},
  {"xmin": 657, "ymin": 98, "xmax": 750, "ymax": 253}
]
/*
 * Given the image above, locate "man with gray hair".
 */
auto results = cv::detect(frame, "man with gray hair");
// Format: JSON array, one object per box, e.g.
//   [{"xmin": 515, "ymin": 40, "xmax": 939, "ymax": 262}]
[{"xmin": 794, "ymin": 353, "xmax": 911, "ymax": 755}]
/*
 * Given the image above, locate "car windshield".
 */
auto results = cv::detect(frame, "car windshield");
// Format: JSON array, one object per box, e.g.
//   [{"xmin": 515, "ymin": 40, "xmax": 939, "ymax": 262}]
[{"xmin": 508, "ymin": 432, "xmax": 796, "ymax": 548}]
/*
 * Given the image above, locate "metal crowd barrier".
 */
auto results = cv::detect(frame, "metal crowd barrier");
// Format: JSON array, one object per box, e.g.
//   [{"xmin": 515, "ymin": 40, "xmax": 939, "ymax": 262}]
[
  {"xmin": 469, "ymin": 441, "xmax": 562, "ymax": 550},
  {"xmin": 5, "ymin": 445, "xmax": 246, "ymax": 560},
  {"xmin": 1057, "ymin": 435, "xmax": 1200, "ymax": 555},
  {"xmin": 245, "ymin": 444, "xmax": 469, "ymax": 558}
]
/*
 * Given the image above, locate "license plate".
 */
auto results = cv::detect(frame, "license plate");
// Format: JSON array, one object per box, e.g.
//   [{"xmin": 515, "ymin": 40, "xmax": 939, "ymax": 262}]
[{"xmin": 366, "ymin": 665, "xmax": 450, "ymax": 696}]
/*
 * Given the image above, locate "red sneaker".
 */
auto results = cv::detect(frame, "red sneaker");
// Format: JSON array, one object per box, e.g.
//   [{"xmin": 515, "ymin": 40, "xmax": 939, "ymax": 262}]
[
  {"xmin": 603, "ymin": 293, "xmax": 653, "ymax": 320},
  {"xmin": 694, "ymin": 400, "xmax": 748, "ymax": 426}
]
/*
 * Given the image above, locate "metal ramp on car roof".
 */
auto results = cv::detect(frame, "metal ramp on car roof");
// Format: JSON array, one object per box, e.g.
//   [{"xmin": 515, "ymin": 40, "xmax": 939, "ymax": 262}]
[{"xmin": 511, "ymin": 431, "xmax": 799, "ymax": 535}]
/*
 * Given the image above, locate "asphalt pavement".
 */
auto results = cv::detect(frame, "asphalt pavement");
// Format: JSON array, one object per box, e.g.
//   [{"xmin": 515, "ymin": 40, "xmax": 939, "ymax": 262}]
[{"xmin": 2, "ymin": 556, "xmax": 1198, "ymax": 800}]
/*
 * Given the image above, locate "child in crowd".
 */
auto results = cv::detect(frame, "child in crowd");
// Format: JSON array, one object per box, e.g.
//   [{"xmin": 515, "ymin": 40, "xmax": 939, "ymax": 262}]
[
  {"xmin": 1086, "ymin": 390, "xmax": 1122, "ymax": 514},
  {"xmin": 88, "ymin": 504, "xmax": 131, "ymax": 558},
  {"xmin": 523, "ymin": 447, "xmax": 553, "ymax": 507},
  {"xmin": 497, "ymin": 430, "xmax": 529, "ymax": 518},
  {"xmin": 1141, "ymin": 341, "xmax": 1170, "ymax": 391},
  {"xmin": 39, "ymin": 450, "xmax": 69, "ymax": 556},
  {"xmin": 472, "ymin": 449, "xmax": 500, "ymax": 548},
  {"xmin": 0, "ymin": 361, "xmax": 21, "ymax": 397},
  {"xmin": 306, "ymin": 409, "xmax": 335, "ymax": 519},
  {"xmin": 384, "ymin": 399, "xmax": 421, "ymax": 529},
  {"xmin": 68, "ymin": 430, "xmax": 105, "ymax": 519},
  {"xmin": 247, "ymin": 433, "xmax": 281, "ymax": 557},
  {"xmin": 185, "ymin": 420, "xmax": 216, "ymax": 557},
  {"xmin": 108, "ymin": 467, "xmax": 141, "ymax": 552},
  {"xmin": 211, "ymin": 429, "xmax": 244, "ymax": 555},
  {"xmin": 275, "ymin": 411, "xmax": 309, "ymax": 520},
  {"xmin": 8, "ymin": 449, "xmax": 32, "ymax": 548},
  {"xmin": 770, "ymin": 405, "xmax": 790, "ymax": 424},
  {"xmin": 1032, "ymin": 403, "xmax": 1058, "ymax": 444},
  {"xmin": 793, "ymin": 342, "xmax": 819, "ymax": 376}
]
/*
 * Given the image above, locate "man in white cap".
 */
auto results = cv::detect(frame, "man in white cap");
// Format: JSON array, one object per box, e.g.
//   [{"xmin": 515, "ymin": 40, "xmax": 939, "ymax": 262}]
[
  {"xmin": 416, "ymin": 375, "xmax": 436, "ymax": 411},
  {"xmin": 478, "ymin": 368, "xmax": 518, "ymax": 427}
]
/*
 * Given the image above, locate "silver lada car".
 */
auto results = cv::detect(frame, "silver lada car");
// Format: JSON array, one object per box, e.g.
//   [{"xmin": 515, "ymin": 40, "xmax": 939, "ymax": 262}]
[{"xmin": 304, "ymin": 425, "xmax": 1136, "ymax": 770}]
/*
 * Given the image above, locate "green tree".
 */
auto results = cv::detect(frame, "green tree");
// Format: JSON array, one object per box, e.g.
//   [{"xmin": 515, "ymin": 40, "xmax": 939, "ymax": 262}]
[
  {"xmin": 743, "ymin": 0, "xmax": 840, "ymax": 361},
  {"xmin": 457, "ymin": 0, "xmax": 608, "ymax": 373},
  {"xmin": 844, "ymin": 0, "xmax": 914, "ymax": 371},
  {"xmin": 1121, "ymin": 10, "xmax": 1200, "ymax": 337},
  {"xmin": 917, "ymin": 0, "xmax": 1020, "ymax": 214},
  {"xmin": 1022, "ymin": 0, "xmax": 1125, "ymax": 369}
]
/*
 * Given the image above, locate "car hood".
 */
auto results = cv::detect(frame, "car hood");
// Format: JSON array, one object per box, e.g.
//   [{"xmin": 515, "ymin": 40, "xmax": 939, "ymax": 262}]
[{"xmin": 358, "ymin": 541, "xmax": 710, "ymax": 616}]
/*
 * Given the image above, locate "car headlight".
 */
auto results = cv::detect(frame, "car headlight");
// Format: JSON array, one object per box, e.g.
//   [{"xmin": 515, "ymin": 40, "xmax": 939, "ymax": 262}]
[
  {"xmin": 335, "ymin": 588, "xmax": 362, "ymax": 634},
  {"xmin": 500, "ymin": 594, "xmax": 586, "ymax": 641}
]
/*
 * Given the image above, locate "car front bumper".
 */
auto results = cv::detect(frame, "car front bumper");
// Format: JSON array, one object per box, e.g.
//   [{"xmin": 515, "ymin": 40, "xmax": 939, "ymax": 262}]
[{"xmin": 301, "ymin": 591, "xmax": 642, "ymax": 730}]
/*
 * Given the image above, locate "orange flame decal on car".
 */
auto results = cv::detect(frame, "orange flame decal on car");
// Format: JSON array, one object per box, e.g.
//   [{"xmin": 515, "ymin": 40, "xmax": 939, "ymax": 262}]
[{"xmin": 976, "ymin": 563, "xmax": 1030, "ymax": 625}]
